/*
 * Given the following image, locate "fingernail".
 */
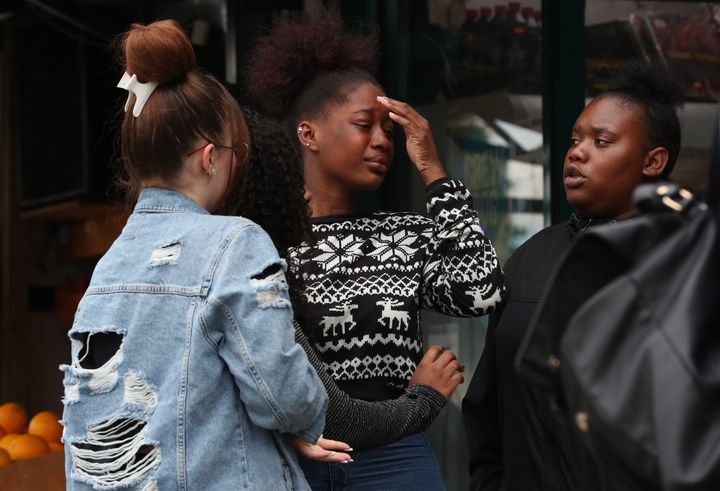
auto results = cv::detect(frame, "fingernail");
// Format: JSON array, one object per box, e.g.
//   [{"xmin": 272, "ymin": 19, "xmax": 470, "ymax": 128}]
[
  {"xmin": 377, "ymin": 96, "xmax": 388, "ymax": 102},
  {"xmin": 347, "ymin": 448, "xmax": 354, "ymax": 452},
  {"xmin": 342, "ymin": 459, "xmax": 354, "ymax": 464},
  {"xmin": 389, "ymin": 111, "xmax": 397, "ymax": 118}
]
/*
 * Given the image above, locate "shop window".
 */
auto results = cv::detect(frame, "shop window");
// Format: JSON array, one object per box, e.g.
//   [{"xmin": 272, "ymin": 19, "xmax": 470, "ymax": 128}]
[{"xmin": 585, "ymin": 0, "xmax": 720, "ymax": 201}]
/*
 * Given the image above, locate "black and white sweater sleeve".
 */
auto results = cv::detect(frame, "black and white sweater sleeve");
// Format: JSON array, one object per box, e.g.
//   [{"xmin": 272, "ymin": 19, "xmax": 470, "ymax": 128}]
[
  {"xmin": 421, "ymin": 178, "xmax": 505, "ymax": 316},
  {"xmin": 294, "ymin": 323, "xmax": 446, "ymax": 451}
]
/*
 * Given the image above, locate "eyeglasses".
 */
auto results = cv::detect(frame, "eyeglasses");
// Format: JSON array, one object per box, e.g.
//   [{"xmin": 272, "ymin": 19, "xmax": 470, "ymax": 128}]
[{"xmin": 186, "ymin": 141, "xmax": 238, "ymax": 158}]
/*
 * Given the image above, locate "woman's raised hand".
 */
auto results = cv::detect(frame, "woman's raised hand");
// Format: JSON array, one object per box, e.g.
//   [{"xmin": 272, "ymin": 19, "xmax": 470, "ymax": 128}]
[
  {"xmin": 408, "ymin": 345, "xmax": 465, "ymax": 399},
  {"xmin": 377, "ymin": 96, "xmax": 447, "ymax": 186}
]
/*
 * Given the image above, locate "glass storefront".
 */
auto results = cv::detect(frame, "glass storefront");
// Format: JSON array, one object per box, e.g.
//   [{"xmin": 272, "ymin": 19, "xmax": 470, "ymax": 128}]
[
  {"xmin": 375, "ymin": 2, "xmax": 545, "ymax": 489},
  {"xmin": 586, "ymin": 0, "xmax": 720, "ymax": 202},
  {"xmin": 402, "ymin": 0, "xmax": 546, "ymax": 263},
  {"xmin": 369, "ymin": 1, "xmax": 719, "ymax": 489}
]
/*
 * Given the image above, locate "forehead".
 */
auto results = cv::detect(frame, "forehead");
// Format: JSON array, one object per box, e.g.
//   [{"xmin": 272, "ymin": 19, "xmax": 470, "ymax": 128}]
[
  {"xmin": 576, "ymin": 95, "xmax": 646, "ymax": 132},
  {"xmin": 328, "ymin": 83, "xmax": 386, "ymax": 114}
]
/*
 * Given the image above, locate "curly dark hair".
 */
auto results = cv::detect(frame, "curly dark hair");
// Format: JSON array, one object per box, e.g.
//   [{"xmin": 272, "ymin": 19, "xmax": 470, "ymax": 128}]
[
  {"xmin": 221, "ymin": 107, "xmax": 310, "ymax": 254},
  {"xmin": 603, "ymin": 60, "xmax": 684, "ymax": 179},
  {"xmin": 219, "ymin": 108, "xmax": 313, "ymax": 334},
  {"xmin": 246, "ymin": 14, "xmax": 380, "ymax": 131}
]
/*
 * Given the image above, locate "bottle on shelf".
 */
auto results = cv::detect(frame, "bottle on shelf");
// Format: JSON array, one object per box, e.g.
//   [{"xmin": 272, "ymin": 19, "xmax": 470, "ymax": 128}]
[
  {"xmin": 509, "ymin": 2, "xmax": 524, "ymax": 27},
  {"xmin": 470, "ymin": 6, "xmax": 495, "ymax": 93},
  {"xmin": 533, "ymin": 8, "xmax": 542, "ymax": 30},
  {"xmin": 480, "ymin": 5, "xmax": 494, "ymax": 24},
  {"xmin": 489, "ymin": 4, "xmax": 510, "ymax": 90},
  {"xmin": 506, "ymin": 1, "xmax": 527, "ymax": 92},
  {"xmin": 523, "ymin": 6, "xmax": 542, "ymax": 93},
  {"xmin": 461, "ymin": 8, "xmax": 479, "ymax": 34},
  {"xmin": 469, "ymin": 7, "xmax": 493, "ymax": 65},
  {"xmin": 522, "ymin": 6, "xmax": 537, "ymax": 28}
]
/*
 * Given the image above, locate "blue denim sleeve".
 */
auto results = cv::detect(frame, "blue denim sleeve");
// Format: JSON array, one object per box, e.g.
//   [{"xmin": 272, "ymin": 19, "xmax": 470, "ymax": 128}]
[{"xmin": 206, "ymin": 223, "xmax": 328, "ymax": 443}]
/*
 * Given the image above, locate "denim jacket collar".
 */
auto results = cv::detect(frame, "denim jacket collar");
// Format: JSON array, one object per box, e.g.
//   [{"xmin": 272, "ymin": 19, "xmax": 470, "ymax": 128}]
[{"xmin": 134, "ymin": 187, "xmax": 210, "ymax": 215}]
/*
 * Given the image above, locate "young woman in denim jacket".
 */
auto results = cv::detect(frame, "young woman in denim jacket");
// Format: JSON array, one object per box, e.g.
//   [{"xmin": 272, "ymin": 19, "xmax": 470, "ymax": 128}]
[
  {"xmin": 245, "ymin": 16, "xmax": 505, "ymax": 490},
  {"xmin": 60, "ymin": 20, "xmax": 350, "ymax": 491}
]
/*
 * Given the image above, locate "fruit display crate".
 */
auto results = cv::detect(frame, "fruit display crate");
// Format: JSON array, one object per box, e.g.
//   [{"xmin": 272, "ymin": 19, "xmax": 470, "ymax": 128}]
[{"xmin": 0, "ymin": 451, "xmax": 64, "ymax": 490}]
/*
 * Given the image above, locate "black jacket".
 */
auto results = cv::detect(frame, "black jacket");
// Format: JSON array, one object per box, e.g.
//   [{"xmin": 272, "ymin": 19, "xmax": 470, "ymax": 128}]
[{"xmin": 462, "ymin": 215, "xmax": 625, "ymax": 491}]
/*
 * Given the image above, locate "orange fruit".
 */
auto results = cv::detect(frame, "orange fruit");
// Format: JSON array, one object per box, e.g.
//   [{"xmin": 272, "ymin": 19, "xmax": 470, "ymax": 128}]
[
  {"xmin": 48, "ymin": 441, "xmax": 64, "ymax": 453},
  {"xmin": 0, "ymin": 448, "xmax": 11, "ymax": 466},
  {"xmin": 0, "ymin": 402, "xmax": 27, "ymax": 434},
  {"xmin": 7, "ymin": 434, "xmax": 49, "ymax": 461},
  {"xmin": 28, "ymin": 411, "xmax": 63, "ymax": 444},
  {"xmin": 0, "ymin": 433, "xmax": 20, "ymax": 452}
]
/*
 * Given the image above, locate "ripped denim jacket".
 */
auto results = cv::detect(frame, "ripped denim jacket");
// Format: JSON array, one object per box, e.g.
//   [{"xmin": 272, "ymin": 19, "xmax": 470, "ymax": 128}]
[{"xmin": 61, "ymin": 188, "xmax": 327, "ymax": 491}]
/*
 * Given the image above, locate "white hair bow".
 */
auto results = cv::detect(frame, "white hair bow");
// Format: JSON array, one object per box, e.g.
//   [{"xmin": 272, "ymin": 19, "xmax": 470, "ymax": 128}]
[{"xmin": 117, "ymin": 72, "xmax": 158, "ymax": 117}]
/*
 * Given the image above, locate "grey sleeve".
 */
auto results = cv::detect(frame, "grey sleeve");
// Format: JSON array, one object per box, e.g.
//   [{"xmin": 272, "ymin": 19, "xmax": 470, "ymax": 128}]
[{"xmin": 295, "ymin": 323, "xmax": 447, "ymax": 451}]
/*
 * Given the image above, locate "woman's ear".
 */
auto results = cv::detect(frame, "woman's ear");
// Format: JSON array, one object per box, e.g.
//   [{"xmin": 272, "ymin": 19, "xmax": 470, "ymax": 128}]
[
  {"xmin": 297, "ymin": 121, "xmax": 318, "ymax": 151},
  {"xmin": 643, "ymin": 147, "xmax": 669, "ymax": 178},
  {"xmin": 200, "ymin": 143, "xmax": 216, "ymax": 178}
]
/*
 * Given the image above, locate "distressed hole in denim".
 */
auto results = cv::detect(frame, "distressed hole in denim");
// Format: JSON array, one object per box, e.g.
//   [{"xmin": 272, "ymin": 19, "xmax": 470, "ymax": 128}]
[
  {"xmin": 250, "ymin": 262, "xmax": 290, "ymax": 308},
  {"xmin": 63, "ymin": 383, "xmax": 80, "ymax": 405},
  {"xmin": 71, "ymin": 332, "xmax": 124, "ymax": 393},
  {"xmin": 251, "ymin": 263, "xmax": 284, "ymax": 281},
  {"xmin": 123, "ymin": 372, "xmax": 158, "ymax": 410},
  {"xmin": 148, "ymin": 241, "xmax": 182, "ymax": 266},
  {"xmin": 140, "ymin": 480, "xmax": 159, "ymax": 491},
  {"xmin": 70, "ymin": 417, "xmax": 159, "ymax": 488},
  {"xmin": 256, "ymin": 290, "xmax": 290, "ymax": 307},
  {"xmin": 73, "ymin": 332, "xmax": 123, "ymax": 370}
]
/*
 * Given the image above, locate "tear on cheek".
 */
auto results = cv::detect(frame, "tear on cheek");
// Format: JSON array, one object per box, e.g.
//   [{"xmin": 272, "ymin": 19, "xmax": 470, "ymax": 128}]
[
  {"xmin": 250, "ymin": 262, "xmax": 291, "ymax": 309},
  {"xmin": 69, "ymin": 417, "xmax": 160, "ymax": 489}
]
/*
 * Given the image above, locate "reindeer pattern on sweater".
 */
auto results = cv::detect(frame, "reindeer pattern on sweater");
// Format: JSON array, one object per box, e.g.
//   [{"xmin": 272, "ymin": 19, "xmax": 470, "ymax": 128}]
[{"xmin": 287, "ymin": 178, "xmax": 504, "ymax": 396}]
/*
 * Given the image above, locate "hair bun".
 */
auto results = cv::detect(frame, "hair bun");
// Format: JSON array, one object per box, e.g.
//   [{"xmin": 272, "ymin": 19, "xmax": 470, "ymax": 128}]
[
  {"xmin": 247, "ymin": 15, "xmax": 377, "ymax": 116},
  {"xmin": 609, "ymin": 60, "xmax": 684, "ymax": 110},
  {"xmin": 123, "ymin": 19, "xmax": 196, "ymax": 84}
]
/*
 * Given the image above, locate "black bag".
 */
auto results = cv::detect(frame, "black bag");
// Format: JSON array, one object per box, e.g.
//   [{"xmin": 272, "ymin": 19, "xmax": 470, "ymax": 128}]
[{"xmin": 516, "ymin": 183, "xmax": 720, "ymax": 491}]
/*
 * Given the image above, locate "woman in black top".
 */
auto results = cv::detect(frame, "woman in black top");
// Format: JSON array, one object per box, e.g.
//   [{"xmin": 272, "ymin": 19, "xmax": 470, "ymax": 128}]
[
  {"xmin": 221, "ymin": 108, "xmax": 463, "ymax": 455},
  {"xmin": 244, "ymin": 15, "xmax": 504, "ymax": 490},
  {"xmin": 462, "ymin": 62, "xmax": 684, "ymax": 491}
]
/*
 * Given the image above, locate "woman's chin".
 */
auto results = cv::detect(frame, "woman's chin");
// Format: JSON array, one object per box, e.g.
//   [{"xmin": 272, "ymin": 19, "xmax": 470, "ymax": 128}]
[{"xmin": 355, "ymin": 175, "xmax": 386, "ymax": 191}]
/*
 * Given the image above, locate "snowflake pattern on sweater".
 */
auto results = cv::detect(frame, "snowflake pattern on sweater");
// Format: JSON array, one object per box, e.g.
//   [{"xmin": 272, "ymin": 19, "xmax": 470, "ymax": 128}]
[{"xmin": 288, "ymin": 178, "xmax": 504, "ymax": 396}]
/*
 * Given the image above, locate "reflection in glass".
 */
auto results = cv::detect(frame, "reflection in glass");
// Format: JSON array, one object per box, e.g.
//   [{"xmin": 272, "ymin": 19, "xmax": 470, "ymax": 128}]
[{"xmin": 585, "ymin": 0, "xmax": 720, "ymax": 200}]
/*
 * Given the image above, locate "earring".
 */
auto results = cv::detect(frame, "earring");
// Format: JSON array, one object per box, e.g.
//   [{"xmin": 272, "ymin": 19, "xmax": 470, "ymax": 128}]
[
  {"xmin": 209, "ymin": 164, "xmax": 217, "ymax": 176},
  {"xmin": 297, "ymin": 127, "xmax": 302, "ymax": 134},
  {"xmin": 305, "ymin": 142, "xmax": 310, "ymax": 147}
]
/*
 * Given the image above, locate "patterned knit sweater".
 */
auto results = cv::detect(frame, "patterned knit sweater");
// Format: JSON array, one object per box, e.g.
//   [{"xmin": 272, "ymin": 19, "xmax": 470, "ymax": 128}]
[{"xmin": 288, "ymin": 178, "xmax": 504, "ymax": 401}]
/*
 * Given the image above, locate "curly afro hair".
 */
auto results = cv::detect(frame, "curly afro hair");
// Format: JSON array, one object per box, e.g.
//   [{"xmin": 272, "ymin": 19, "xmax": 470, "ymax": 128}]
[
  {"xmin": 602, "ymin": 60, "xmax": 684, "ymax": 179},
  {"xmin": 246, "ymin": 15, "xmax": 380, "ymax": 130}
]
